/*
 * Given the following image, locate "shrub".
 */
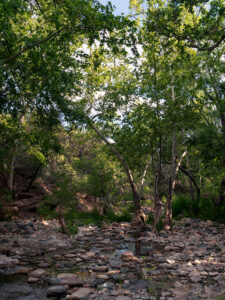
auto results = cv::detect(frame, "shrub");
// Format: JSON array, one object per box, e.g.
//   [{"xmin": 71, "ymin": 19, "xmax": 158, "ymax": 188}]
[{"xmin": 172, "ymin": 194, "xmax": 192, "ymax": 218}]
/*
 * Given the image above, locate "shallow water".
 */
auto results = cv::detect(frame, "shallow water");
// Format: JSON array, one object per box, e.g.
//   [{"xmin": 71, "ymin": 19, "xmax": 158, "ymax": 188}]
[
  {"xmin": 0, "ymin": 273, "xmax": 48, "ymax": 300},
  {"xmin": 0, "ymin": 227, "xmax": 172, "ymax": 299}
]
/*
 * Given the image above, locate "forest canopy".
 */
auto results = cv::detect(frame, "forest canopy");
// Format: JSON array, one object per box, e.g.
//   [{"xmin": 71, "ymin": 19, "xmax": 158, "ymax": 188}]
[{"xmin": 0, "ymin": 0, "xmax": 225, "ymax": 231}]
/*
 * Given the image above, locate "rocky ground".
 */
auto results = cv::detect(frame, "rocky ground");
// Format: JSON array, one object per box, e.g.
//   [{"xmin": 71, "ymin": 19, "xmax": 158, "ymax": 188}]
[{"xmin": 0, "ymin": 218, "xmax": 225, "ymax": 300}]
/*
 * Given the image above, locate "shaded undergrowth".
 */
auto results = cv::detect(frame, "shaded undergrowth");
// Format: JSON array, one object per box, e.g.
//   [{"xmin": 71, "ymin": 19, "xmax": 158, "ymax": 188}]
[{"xmin": 172, "ymin": 194, "xmax": 225, "ymax": 224}]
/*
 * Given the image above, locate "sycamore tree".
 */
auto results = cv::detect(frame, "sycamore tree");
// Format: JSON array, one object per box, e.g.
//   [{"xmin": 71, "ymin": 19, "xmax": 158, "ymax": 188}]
[
  {"xmin": 0, "ymin": 0, "xmax": 132, "ymax": 195},
  {"xmin": 129, "ymin": 0, "xmax": 224, "ymax": 229},
  {"xmin": 128, "ymin": 0, "xmax": 207, "ymax": 229},
  {"xmin": 0, "ymin": 113, "xmax": 61, "ymax": 193},
  {"xmin": 184, "ymin": 47, "xmax": 225, "ymax": 206},
  {"xmin": 1, "ymin": 0, "xmax": 131, "ymax": 118},
  {"xmin": 68, "ymin": 45, "xmax": 149, "ymax": 215}
]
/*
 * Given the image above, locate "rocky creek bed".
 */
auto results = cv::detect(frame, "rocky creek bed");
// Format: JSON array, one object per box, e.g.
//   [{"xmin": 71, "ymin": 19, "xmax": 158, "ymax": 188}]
[{"xmin": 0, "ymin": 218, "xmax": 225, "ymax": 299}]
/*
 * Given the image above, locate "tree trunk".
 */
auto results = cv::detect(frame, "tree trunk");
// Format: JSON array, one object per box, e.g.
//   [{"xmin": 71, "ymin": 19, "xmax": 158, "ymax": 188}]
[
  {"xmin": 165, "ymin": 174, "xmax": 174, "ymax": 230},
  {"xmin": 165, "ymin": 135, "xmax": 176, "ymax": 230},
  {"xmin": 89, "ymin": 121, "xmax": 141, "ymax": 213},
  {"xmin": 153, "ymin": 166, "xmax": 162, "ymax": 232},
  {"xmin": 164, "ymin": 75, "xmax": 176, "ymax": 230},
  {"xmin": 219, "ymin": 112, "xmax": 225, "ymax": 206},
  {"xmin": 56, "ymin": 204, "xmax": 69, "ymax": 236},
  {"xmin": 176, "ymin": 166, "xmax": 201, "ymax": 202},
  {"xmin": 8, "ymin": 147, "xmax": 17, "ymax": 192},
  {"xmin": 139, "ymin": 158, "xmax": 152, "ymax": 199},
  {"xmin": 186, "ymin": 150, "xmax": 194, "ymax": 202}
]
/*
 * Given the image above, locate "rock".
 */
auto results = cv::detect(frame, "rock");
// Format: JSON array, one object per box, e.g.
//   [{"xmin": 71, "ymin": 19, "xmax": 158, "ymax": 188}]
[
  {"xmin": 206, "ymin": 220, "xmax": 213, "ymax": 226},
  {"xmin": 204, "ymin": 286, "xmax": 213, "ymax": 295},
  {"xmin": 0, "ymin": 254, "xmax": 13, "ymax": 267},
  {"xmin": 96, "ymin": 274, "xmax": 109, "ymax": 280},
  {"xmin": 76, "ymin": 258, "xmax": 82, "ymax": 262},
  {"xmin": 66, "ymin": 287, "xmax": 92, "ymax": 299},
  {"xmin": 190, "ymin": 274, "xmax": 202, "ymax": 283},
  {"xmin": 171, "ymin": 285, "xmax": 189, "ymax": 300},
  {"xmin": 208, "ymin": 271, "xmax": 219, "ymax": 276},
  {"xmin": 16, "ymin": 267, "xmax": 32, "ymax": 274},
  {"xmin": 166, "ymin": 258, "xmax": 176, "ymax": 264},
  {"xmin": 184, "ymin": 218, "xmax": 192, "ymax": 226},
  {"xmin": 47, "ymin": 277, "xmax": 61, "ymax": 285},
  {"xmin": 60, "ymin": 275, "xmax": 83, "ymax": 286},
  {"xmin": 92, "ymin": 265, "xmax": 108, "ymax": 272},
  {"xmin": 116, "ymin": 296, "xmax": 132, "ymax": 300},
  {"xmin": 85, "ymin": 251, "xmax": 95, "ymax": 258},
  {"xmin": 29, "ymin": 268, "xmax": 47, "ymax": 277},
  {"xmin": 111, "ymin": 290, "xmax": 122, "ymax": 296},
  {"xmin": 47, "ymin": 285, "xmax": 67, "ymax": 296},
  {"xmin": 0, "ymin": 224, "xmax": 8, "ymax": 233},
  {"xmin": 121, "ymin": 252, "xmax": 133, "ymax": 258},
  {"xmin": 65, "ymin": 253, "xmax": 76, "ymax": 258},
  {"xmin": 27, "ymin": 277, "xmax": 40, "ymax": 283},
  {"xmin": 57, "ymin": 273, "xmax": 75, "ymax": 279}
]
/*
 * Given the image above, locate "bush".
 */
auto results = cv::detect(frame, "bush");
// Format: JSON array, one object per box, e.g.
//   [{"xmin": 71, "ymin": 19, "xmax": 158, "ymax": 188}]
[
  {"xmin": 198, "ymin": 197, "xmax": 225, "ymax": 223},
  {"xmin": 171, "ymin": 194, "xmax": 225, "ymax": 224},
  {"xmin": 64, "ymin": 208, "xmax": 132, "ymax": 228},
  {"xmin": 198, "ymin": 197, "xmax": 215, "ymax": 221},
  {"xmin": 172, "ymin": 195, "xmax": 192, "ymax": 218},
  {"xmin": 38, "ymin": 202, "xmax": 58, "ymax": 219}
]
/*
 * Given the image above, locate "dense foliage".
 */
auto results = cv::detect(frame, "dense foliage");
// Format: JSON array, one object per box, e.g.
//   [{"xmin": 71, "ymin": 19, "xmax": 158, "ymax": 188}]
[{"xmin": 0, "ymin": 0, "xmax": 224, "ymax": 230}]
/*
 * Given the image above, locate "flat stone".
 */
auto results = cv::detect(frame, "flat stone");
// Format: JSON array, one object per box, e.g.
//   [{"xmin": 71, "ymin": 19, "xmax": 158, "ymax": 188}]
[
  {"xmin": 111, "ymin": 290, "xmax": 122, "ymax": 296},
  {"xmin": 16, "ymin": 267, "xmax": 32, "ymax": 274},
  {"xmin": 29, "ymin": 268, "xmax": 47, "ymax": 277},
  {"xmin": 85, "ymin": 251, "xmax": 95, "ymax": 258},
  {"xmin": 47, "ymin": 285, "xmax": 67, "ymax": 296},
  {"xmin": 57, "ymin": 273, "xmax": 75, "ymax": 279},
  {"xmin": 208, "ymin": 272, "xmax": 219, "ymax": 276},
  {"xmin": 66, "ymin": 287, "xmax": 92, "ymax": 299},
  {"xmin": 172, "ymin": 286, "xmax": 189, "ymax": 300},
  {"xmin": 27, "ymin": 277, "xmax": 40, "ymax": 283},
  {"xmin": 121, "ymin": 252, "xmax": 133, "ymax": 258},
  {"xmin": 92, "ymin": 266, "xmax": 108, "ymax": 272},
  {"xmin": 116, "ymin": 296, "xmax": 132, "ymax": 300},
  {"xmin": 60, "ymin": 275, "xmax": 83, "ymax": 286},
  {"xmin": 65, "ymin": 254, "xmax": 76, "ymax": 258},
  {"xmin": 0, "ymin": 255, "xmax": 13, "ymax": 267},
  {"xmin": 47, "ymin": 277, "xmax": 61, "ymax": 285},
  {"xmin": 96, "ymin": 274, "xmax": 109, "ymax": 280}
]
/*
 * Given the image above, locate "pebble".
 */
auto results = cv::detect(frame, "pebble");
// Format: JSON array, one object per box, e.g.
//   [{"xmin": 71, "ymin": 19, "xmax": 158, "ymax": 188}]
[{"xmin": 0, "ymin": 218, "xmax": 225, "ymax": 300}]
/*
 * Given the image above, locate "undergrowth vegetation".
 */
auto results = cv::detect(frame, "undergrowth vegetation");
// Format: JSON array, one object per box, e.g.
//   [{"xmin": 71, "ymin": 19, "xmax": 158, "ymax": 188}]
[
  {"xmin": 38, "ymin": 191, "xmax": 225, "ymax": 235},
  {"xmin": 172, "ymin": 194, "xmax": 225, "ymax": 224},
  {"xmin": 38, "ymin": 199, "xmax": 133, "ymax": 234}
]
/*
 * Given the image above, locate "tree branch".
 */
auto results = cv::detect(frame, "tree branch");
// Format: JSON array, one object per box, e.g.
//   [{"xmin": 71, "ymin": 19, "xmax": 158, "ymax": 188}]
[
  {"xmin": 2, "ymin": 26, "xmax": 68, "ymax": 65},
  {"xmin": 188, "ymin": 33, "xmax": 225, "ymax": 52}
]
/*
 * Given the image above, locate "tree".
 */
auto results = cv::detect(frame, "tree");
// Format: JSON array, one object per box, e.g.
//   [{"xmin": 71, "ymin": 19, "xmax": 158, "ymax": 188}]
[{"xmin": 0, "ymin": 0, "xmax": 132, "ymax": 199}]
